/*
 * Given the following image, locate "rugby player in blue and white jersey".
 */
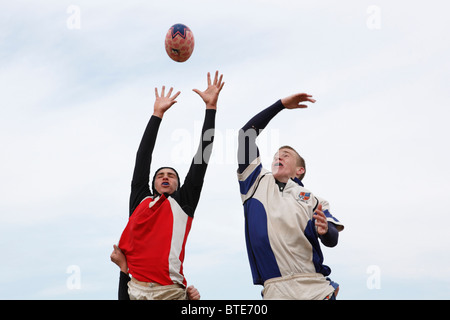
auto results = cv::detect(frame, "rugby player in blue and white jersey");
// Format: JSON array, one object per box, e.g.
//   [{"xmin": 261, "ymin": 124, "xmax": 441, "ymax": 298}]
[{"xmin": 237, "ymin": 93, "xmax": 344, "ymax": 300}]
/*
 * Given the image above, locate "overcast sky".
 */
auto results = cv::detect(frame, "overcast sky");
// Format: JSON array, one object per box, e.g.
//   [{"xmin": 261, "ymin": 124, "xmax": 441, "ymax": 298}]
[{"xmin": 1, "ymin": 0, "xmax": 449, "ymax": 299}]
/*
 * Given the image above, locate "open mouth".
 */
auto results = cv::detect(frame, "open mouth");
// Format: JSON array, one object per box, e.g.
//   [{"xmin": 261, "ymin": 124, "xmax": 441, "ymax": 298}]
[
  {"xmin": 274, "ymin": 162, "xmax": 283, "ymax": 167},
  {"xmin": 162, "ymin": 182, "xmax": 170, "ymax": 186}
]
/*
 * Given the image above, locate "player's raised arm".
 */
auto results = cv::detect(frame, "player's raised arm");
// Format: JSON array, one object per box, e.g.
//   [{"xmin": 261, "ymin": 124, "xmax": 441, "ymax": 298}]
[
  {"xmin": 177, "ymin": 71, "xmax": 224, "ymax": 216},
  {"xmin": 129, "ymin": 86, "xmax": 180, "ymax": 215}
]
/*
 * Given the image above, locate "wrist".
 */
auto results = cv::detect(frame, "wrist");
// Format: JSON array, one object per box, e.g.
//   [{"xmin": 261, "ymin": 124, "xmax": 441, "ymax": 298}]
[
  {"xmin": 120, "ymin": 265, "xmax": 128, "ymax": 274},
  {"xmin": 153, "ymin": 110, "xmax": 164, "ymax": 119}
]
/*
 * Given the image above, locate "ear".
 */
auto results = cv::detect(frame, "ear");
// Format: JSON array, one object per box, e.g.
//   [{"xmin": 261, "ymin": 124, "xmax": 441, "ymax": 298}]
[{"xmin": 296, "ymin": 167, "xmax": 305, "ymax": 178}]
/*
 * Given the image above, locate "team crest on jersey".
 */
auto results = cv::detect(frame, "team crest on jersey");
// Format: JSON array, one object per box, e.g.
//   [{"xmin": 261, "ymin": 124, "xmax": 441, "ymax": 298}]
[{"xmin": 298, "ymin": 192, "xmax": 311, "ymax": 202}]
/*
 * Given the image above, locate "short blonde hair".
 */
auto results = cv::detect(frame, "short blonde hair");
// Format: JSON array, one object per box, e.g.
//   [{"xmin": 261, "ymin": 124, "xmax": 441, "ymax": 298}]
[{"xmin": 279, "ymin": 145, "xmax": 306, "ymax": 181}]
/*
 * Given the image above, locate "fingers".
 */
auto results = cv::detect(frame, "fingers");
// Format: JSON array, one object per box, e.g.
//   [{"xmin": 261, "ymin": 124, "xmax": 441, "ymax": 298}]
[
  {"xmin": 313, "ymin": 213, "xmax": 327, "ymax": 223},
  {"xmin": 208, "ymin": 70, "xmax": 224, "ymax": 87},
  {"xmin": 172, "ymin": 90, "xmax": 181, "ymax": 100},
  {"xmin": 314, "ymin": 213, "xmax": 328, "ymax": 233},
  {"xmin": 314, "ymin": 205, "xmax": 325, "ymax": 218},
  {"xmin": 314, "ymin": 204, "xmax": 328, "ymax": 233},
  {"xmin": 282, "ymin": 93, "xmax": 315, "ymax": 109},
  {"xmin": 213, "ymin": 70, "xmax": 218, "ymax": 85},
  {"xmin": 314, "ymin": 214, "xmax": 327, "ymax": 225},
  {"xmin": 157, "ymin": 70, "xmax": 224, "ymax": 108},
  {"xmin": 187, "ymin": 285, "xmax": 201, "ymax": 300},
  {"xmin": 314, "ymin": 204, "xmax": 327, "ymax": 223},
  {"xmin": 217, "ymin": 73, "xmax": 224, "ymax": 91},
  {"xmin": 155, "ymin": 86, "xmax": 180, "ymax": 99},
  {"xmin": 295, "ymin": 93, "xmax": 316, "ymax": 103},
  {"xmin": 212, "ymin": 71, "xmax": 225, "ymax": 92},
  {"xmin": 303, "ymin": 94, "xmax": 316, "ymax": 103},
  {"xmin": 110, "ymin": 245, "xmax": 119, "ymax": 262},
  {"xmin": 112, "ymin": 244, "xmax": 123, "ymax": 255},
  {"xmin": 213, "ymin": 70, "xmax": 223, "ymax": 85},
  {"xmin": 193, "ymin": 70, "xmax": 225, "ymax": 94},
  {"xmin": 166, "ymin": 87, "xmax": 181, "ymax": 100}
]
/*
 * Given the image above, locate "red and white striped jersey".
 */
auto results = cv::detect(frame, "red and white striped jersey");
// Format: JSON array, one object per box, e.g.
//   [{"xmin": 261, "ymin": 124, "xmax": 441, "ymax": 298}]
[{"xmin": 119, "ymin": 194, "xmax": 193, "ymax": 286}]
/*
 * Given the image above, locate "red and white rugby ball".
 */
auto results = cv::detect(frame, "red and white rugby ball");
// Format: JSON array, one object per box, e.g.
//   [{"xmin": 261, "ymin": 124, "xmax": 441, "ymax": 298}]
[{"xmin": 164, "ymin": 23, "xmax": 195, "ymax": 62}]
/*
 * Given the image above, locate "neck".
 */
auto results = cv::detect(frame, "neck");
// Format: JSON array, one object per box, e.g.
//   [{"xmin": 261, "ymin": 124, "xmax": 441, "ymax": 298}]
[
  {"xmin": 274, "ymin": 176, "xmax": 290, "ymax": 183},
  {"xmin": 275, "ymin": 179, "xmax": 286, "ymax": 192}
]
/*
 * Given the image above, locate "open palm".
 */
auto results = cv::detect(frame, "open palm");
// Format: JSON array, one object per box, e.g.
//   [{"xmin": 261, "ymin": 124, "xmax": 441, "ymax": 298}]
[{"xmin": 192, "ymin": 71, "xmax": 225, "ymax": 110}]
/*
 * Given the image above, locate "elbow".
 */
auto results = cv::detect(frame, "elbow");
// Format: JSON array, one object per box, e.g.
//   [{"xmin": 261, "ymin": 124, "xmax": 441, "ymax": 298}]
[
  {"xmin": 321, "ymin": 237, "xmax": 338, "ymax": 248},
  {"xmin": 325, "ymin": 239, "xmax": 338, "ymax": 248}
]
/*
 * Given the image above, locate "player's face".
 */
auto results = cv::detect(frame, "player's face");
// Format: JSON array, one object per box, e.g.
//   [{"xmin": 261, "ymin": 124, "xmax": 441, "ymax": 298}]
[
  {"xmin": 272, "ymin": 148, "xmax": 304, "ymax": 183},
  {"xmin": 154, "ymin": 168, "xmax": 179, "ymax": 195}
]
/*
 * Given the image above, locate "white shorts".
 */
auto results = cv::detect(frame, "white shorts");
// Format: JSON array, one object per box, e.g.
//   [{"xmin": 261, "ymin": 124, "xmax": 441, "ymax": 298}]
[
  {"xmin": 262, "ymin": 273, "xmax": 336, "ymax": 300},
  {"xmin": 128, "ymin": 278, "xmax": 187, "ymax": 300}
]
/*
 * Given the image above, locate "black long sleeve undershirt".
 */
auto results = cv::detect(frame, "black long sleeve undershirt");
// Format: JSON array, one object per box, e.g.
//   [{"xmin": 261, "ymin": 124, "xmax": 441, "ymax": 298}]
[{"xmin": 129, "ymin": 115, "xmax": 161, "ymax": 216}]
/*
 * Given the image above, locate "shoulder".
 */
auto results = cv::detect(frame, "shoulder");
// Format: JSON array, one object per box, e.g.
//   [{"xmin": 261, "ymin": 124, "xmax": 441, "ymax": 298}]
[
  {"xmin": 315, "ymin": 195, "xmax": 330, "ymax": 211},
  {"xmin": 314, "ymin": 195, "xmax": 344, "ymax": 231}
]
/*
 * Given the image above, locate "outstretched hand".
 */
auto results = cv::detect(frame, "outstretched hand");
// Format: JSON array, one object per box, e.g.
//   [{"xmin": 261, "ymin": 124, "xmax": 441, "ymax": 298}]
[
  {"xmin": 281, "ymin": 93, "xmax": 316, "ymax": 109},
  {"xmin": 193, "ymin": 71, "xmax": 225, "ymax": 110},
  {"xmin": 153, "ymin": 86, "xmax": 181, "ymax": 118}
]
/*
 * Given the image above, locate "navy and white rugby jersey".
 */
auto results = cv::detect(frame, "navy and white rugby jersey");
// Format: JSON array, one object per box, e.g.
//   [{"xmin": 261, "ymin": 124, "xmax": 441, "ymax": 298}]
[
  {"xmin": 238, "ymin": 156, "xmax": 344, "ymax": 284},
  {"xmin": 237, "ymin": 99, "xmax": 344, "ymax": 299}
]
